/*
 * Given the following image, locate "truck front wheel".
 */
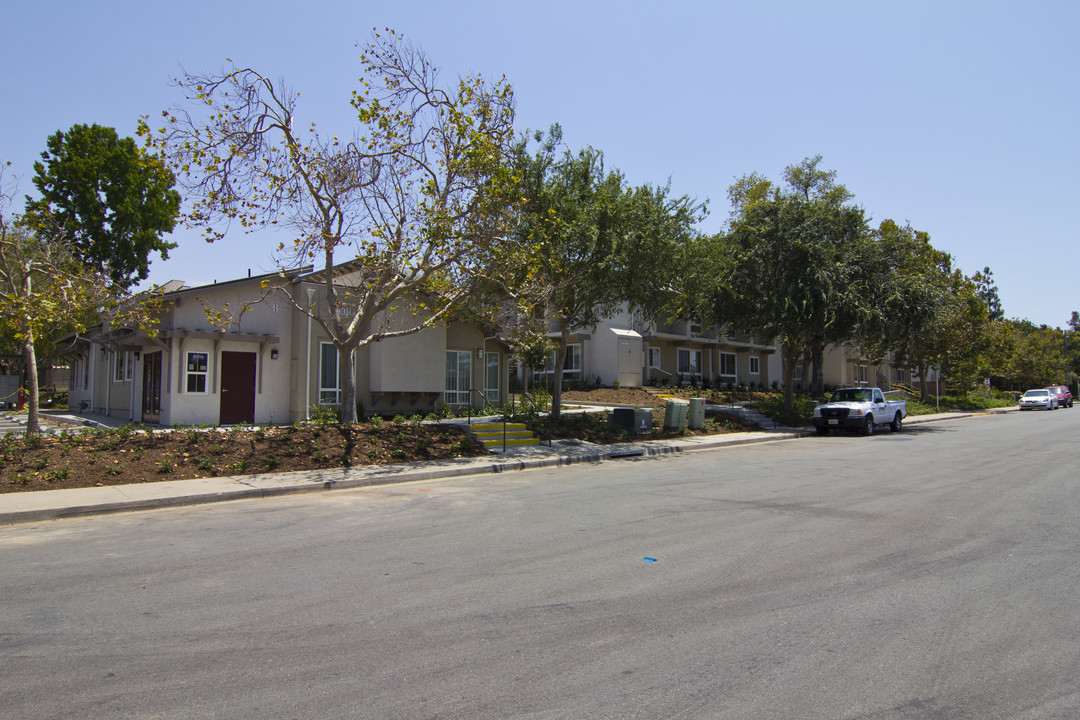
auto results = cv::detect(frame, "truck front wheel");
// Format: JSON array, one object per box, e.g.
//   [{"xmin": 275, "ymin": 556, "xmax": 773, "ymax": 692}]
[
  {"xmin": 863, "ymin": 414, "xmax": 874, "ymax": 436},
  {"xmin": 890, "ymin": 413, "xmax": 903, "ymax": 433}
]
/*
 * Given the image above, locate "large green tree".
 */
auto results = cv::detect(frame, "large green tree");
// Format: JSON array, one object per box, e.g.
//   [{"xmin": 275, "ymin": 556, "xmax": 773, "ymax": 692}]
[
  {"xmin": 513, "ymin": 125, "xmax": 703, "ymax": 419},
  {"xmin": 25, "ymin": 124, "xmax": 180, "ymax": 288},
  {"xmin": 144, "ymin": 30, "xmax": 520, "ymax": 423},
  {"xmin": 856, "ymin": 220, "xmax": 954, "ymax": 401},
  {"xmin": 998, "ymin": 320, "xmax": 1067, "ymax": 389},
  {"xmin": 711, "ymin": 157, "xmax": 869, "ymax": 414}
]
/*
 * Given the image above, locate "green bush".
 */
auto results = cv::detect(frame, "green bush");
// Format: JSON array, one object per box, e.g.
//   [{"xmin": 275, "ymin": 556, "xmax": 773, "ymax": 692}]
[{"xmin": 309, "ymin": 405, "xmax": 340, "ymax": 425}]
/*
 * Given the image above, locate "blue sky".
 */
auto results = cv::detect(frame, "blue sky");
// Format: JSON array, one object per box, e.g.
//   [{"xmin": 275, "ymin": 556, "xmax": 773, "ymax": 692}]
[{"xmin": 4, "ymin": 0, "xmax": 1077, "ymax": 328}]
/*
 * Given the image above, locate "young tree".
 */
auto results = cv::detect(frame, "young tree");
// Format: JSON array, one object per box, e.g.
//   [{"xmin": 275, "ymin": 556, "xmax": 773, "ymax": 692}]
[
  {"xmin": 712, "ymin": 157, "xmax": 869, "ymax": 414},
  {"xmin": 513, "ymin": 125, "xmax": 704, "ymax": 419},
  {"xmin": 0, "ymin": 167, "xmax": 142, "ymax": 434},
  {"xmin": 144, "ymin": 30, "xmax": 520, "ymax": 422},
  {"xmin": 25, "ymin": 124, "xmax": 180, "ymax": 289}
]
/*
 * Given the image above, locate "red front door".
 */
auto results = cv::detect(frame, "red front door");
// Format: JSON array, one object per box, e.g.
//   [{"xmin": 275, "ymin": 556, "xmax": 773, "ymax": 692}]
[{"xmin": 219, "ymin": 351, "xmax": 256, "ymax": 425}]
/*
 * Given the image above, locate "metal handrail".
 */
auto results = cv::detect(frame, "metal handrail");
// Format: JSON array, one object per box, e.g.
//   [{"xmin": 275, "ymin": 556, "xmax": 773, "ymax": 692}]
[{"xmin": 649, "ymin": 368, "xmax": 673, "ymax": 386}]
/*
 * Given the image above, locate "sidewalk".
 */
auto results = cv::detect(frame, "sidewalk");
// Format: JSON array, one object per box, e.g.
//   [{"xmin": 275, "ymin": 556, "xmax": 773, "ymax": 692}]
[{"xmin": 0, "ymin": 409, "xmax": 1009, "ymax": 526}]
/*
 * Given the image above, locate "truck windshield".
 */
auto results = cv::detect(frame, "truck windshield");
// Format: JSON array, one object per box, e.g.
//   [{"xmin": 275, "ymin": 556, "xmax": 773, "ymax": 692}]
[{"xmin": 831, "ymin": 389, "xmax": 872, "ymax": 403}]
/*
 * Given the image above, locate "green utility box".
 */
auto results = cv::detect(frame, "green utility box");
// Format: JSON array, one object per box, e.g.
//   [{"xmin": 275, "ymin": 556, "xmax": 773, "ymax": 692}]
[
  {"xmin": 688, "ymin": 397, "xmax": 706, "ymax": 430},
  {"xmin": 663, "ymin": 399, "xmax": 689, "ymax": 431}
]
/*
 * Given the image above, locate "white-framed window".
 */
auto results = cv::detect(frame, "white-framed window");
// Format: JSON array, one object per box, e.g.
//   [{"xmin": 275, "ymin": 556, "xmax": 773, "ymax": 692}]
[
  {"xmin": 186, "ymin": 352, "xmax": 209, "ymax": 394},
  {"xmin": 319, "ymin": 342, "xmax": 340, "ymax": 405},
  {"xmin": 544, "ymin": 344, "xmax": 582, "ymax": 377},
  {"xmin": 113, "ymin": 351, "xmax": 133, "ymax": 382},
  {"xmin": 562, "ymin": 344, "xmax": 582, "ymax": 377},
  {"xmin": 856, "ymin": 364, "xmax": 868, "ymax": 384},
  {"xmin": 793, "ymin": 365, "xmax": 804, "ymax": 381},
  {"xmin": 648, "ymin": 347, "xmax": 661, "ymax": 368},
  {"xmin": 719, "ymin": 352, "xmax": 736, "ymax": 378},
  {"xmin": 677, "ymin": 348, "xmax": 701, "ymax": 377},
  {"xmin": 446, "ymin": 350, "xmax": 471, "ymax": 405},
  {"xmin": 485, "ymin": 351, "xmax": 499, "ymax": 399},
  {"xmin": 749, "ymin": 356, "xmax": 760, "ymax": 375}
]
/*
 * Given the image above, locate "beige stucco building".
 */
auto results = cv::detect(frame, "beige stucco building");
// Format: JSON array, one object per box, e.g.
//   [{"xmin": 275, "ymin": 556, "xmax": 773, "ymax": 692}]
[
  {"xmin": 64, "ymin": 266, "xmax": 510, "ymax": 426},
  {"xmin": 532, "ymin": 308, "xmax": 778, "ymax": 390}
]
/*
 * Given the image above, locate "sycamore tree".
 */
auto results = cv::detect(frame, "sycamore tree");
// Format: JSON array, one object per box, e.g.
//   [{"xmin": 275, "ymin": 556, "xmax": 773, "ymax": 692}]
[
  {"xmin": 0, "ymin": 167, "xmax": 147, "ymax": 434},
  {"xmin": 712, "ymin": 157, "xmax": 869, "ymax": 415},
  {"xmin": 513, "ymin": 125, "xmax": 704, "ymax": 420},
  {"xmin": 25, "ymin": 124, "xmax": 180, "ymax": 289},
  {"xmin": 143, "ymin": 30, "xmax": 520, "ymax": 422}
]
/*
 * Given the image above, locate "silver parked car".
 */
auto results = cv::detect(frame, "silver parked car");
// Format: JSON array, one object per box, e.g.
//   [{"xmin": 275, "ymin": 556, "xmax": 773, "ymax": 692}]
[{"xmin": 1019, "ymin": 388, "xmax": 1057, "ymax": 410}]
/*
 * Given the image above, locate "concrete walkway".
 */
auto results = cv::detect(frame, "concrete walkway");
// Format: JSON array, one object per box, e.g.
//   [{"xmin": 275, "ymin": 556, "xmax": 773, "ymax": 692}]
[{"xmin": 0, "ymin": 408, "xmax": 1013, "ymax": 526}]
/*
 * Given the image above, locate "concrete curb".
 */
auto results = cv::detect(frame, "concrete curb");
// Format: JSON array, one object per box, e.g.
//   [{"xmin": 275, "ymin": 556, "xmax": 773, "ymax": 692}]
[
  {"xmin": 0, "ymin": 431, "xmax": 801, "ymax": 526},
  {"xmin": 0, "ymin": 409, "xmax": 1014, "ymax": 526}
]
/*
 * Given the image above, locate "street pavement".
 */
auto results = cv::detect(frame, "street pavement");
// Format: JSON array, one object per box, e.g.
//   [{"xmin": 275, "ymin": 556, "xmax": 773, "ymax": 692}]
[{"xmin": 0, "ymin": 407, "xmax": 1013, "ymax": 526}]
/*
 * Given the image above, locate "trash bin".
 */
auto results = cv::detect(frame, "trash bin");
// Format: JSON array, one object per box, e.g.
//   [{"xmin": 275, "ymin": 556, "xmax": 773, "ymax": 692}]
[
  {"xmin": 663, "ymin": 399, "xmax": 689, "ymax": 430},
  {"xmin": 688, "ymin": 397, "xmax": 705, "ymax": 429}
]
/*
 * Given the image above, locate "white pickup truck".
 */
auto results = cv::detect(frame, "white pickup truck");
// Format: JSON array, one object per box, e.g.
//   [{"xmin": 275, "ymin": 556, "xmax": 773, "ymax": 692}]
[{"xmin": 812, "ymin": 387, "xmax": 907, "ymax": 436}]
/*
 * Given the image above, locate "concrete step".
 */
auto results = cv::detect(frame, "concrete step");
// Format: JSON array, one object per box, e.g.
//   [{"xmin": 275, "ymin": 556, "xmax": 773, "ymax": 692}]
[
  {"xmin": 467, "ymin": 422, "xmax": 542, "ymax": 451},
  {"xmin": 712, "ymin": 405, "xmax": 780, "ymax": 430}
]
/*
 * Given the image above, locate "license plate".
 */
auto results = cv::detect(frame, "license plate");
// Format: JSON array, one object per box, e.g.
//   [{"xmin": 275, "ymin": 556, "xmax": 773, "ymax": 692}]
[{"xmin": 828, "ymin": 419, "xmax": 839, "ymax": 426}]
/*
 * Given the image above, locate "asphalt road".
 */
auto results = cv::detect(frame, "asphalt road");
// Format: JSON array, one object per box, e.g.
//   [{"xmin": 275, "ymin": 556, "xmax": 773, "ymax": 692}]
[{"xmin": 2, "ymin": 409, "xmax": 1079, "ymax": 719}]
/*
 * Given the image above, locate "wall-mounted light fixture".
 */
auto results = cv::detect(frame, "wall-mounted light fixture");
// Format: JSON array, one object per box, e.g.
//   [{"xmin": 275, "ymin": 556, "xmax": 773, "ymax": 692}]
[
  {"xmin": 270, "ymin": 348, "xmax": 279, "ymax": 360},
  {"xmin": 477, "ymin": 348, "xmax": 484, "ymax": 359}
]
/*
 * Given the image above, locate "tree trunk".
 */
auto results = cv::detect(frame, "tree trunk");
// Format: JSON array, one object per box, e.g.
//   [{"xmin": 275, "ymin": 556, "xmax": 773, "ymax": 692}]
[
  {"xmin": 781, "ymin": 343, "xmax": 799, "ymax": 416},
  {"xmin": 811, "ymin": 342, "xmax": 825, "ymax": 396},
  {"xmin": 339, "ymin": 344, "xmax": 357, "ymax": 424},
  {"xmin": 914, "ymin": 358, "xmax": 931, "ymax": 403},
  {"xmin": 550, "ymin": 323, "xmax": 570, "ymax": 422},
  {"xmin": 22, "ymin": 329, "xmax": 41, "ymax": 435}
]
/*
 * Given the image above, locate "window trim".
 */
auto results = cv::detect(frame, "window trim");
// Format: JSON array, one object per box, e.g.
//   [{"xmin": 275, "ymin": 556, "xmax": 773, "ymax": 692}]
[
  {"xmin": 113, "ymin": 351, "xmax": 133, "ymax": 383},
  {"xmin": 718, "ymin": 352, "xmax": 736, "ymax": 378},
  {"xmin": 186, "ymin": 351, "xmax": 209, "ymax": 395},
  {"xmin": 538, "ymin": 343, "xmax": 582, "ymax": 377},
  {"xmin": 856, "ymin": 364, "xmax": 868, "ymax": 384},
  {"xmin": 647, "ymin": 347, "xmax": 661, "ymax": 368},
  {"xmin": 677, "ymin": 347, "xmax": 702, "ymax": 378},
  {"xmin": 446, "ymin": 349, "xmax": 472, "ymax": 405},
  {"xmin": 749, "ymin": 355, "xmax": 760, "ymax": 375},
  {"xmin": 484, "ymin": 351, "xmax": 500, "ymax": 399},
  {"xmin": 319, "ymin": 342, "xmax": 340, "ymax": 405}
]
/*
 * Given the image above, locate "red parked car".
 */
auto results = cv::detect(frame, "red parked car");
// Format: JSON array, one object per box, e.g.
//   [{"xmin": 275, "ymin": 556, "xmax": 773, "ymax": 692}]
[{"xmin": 1046, "ymin": 385, "xmax": 1074, "ymax": 408}]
